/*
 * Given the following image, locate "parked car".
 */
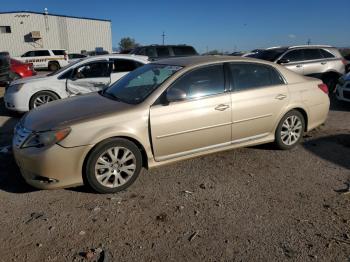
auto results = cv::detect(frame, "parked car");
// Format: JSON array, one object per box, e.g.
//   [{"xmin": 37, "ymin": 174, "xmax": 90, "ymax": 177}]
[
  {"xmin": 335, "ymin": 72, "xmax": 350, "ymax": 102},
  {"xmin": 129, "ymin": 45, "xmax": 198, "ymax": 59},
  {"xmin": 15, "ymin": 49, "xmax": 69, "ymax": 71},
  {"xmin": 12, "ymin": 56, "xmax": 330, "ymax": 193},
  {"xmin": 68, "ymin": 53, "xmax": 87, "ymax": 63},
  {"xmin": 0, "ymin": 52, "xmax": 10, "ymax": 85},
  {"xmin": 344, "ymin": 54, "xmax": 350, "ymax": 72},
  {"xmin": 248, "ymin": 45, "xmax": 346, "ymax": 92},
  {"xmin": 9, "ymin": 59, "xmax": 36, "ymax": 80},
  {"xmin": 4, "ymin": 54, "xmax": 148, "ymax": 112}
]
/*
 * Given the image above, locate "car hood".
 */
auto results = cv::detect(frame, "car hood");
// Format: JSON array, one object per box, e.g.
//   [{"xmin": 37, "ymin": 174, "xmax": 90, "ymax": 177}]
[
  {"xmin": 12, "ymin": 74, "xmax": 51, "ymax": 85},
  {"xmin": 22, "ymin": 92, "xmax": 133, "ymax": 131}
]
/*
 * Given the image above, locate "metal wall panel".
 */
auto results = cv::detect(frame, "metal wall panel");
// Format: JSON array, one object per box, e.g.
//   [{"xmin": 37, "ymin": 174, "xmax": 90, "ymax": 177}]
[{"xmin": 0, "ymin": 12, "xmax": 112, "ymax": 56}]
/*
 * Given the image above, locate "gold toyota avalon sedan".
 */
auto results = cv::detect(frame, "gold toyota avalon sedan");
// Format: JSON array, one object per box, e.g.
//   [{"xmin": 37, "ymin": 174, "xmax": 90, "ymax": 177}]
[{"xmin": 13, "ymin": 56, "xmax": 330, "ymax": 193}]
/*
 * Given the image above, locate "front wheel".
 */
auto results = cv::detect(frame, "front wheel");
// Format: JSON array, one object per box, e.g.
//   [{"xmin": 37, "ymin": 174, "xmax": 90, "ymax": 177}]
[
  {"xmin": 85, "ymin": 138, "xmax": 143, "ymax": 194},
  {"xmin": 29, "ymin": 91, "xmax": 60, "ymax": 109},
  {"xmin": 274, "ymin": 110, "xmax": 305, "ymax": 150}
]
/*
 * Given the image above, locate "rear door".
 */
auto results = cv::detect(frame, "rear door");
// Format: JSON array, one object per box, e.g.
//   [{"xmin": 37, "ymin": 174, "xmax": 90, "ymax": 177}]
[
  {"xmin": 302, "ymin": 49, "xmax": 326, "ymax": 77},
  {"xmin": 229, "ymin": 62, "xmax": 289, "ymax": 142},
  {"xmin": 32, "ymin": 50, "xmax": 51, "ymax": 68},
  {"xmin": 150, "ymin": 64, "xmax": 232, "ymax": 161},
  {"xmin": 66, "ymin": 60, "xmax": 112, "ymax": 95}
]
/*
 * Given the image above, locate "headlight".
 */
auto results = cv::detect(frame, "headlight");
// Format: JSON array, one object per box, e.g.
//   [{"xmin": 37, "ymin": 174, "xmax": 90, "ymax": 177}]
[
  {"xmin": 22, "ymin": 128, "xmax": 71, "ymax": 148},
  {"xmin": 7, "ymin": 83, "xmax": 24, "ymax": 93}
]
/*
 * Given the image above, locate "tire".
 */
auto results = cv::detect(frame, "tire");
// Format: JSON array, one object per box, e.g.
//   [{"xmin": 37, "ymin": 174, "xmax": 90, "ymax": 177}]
[
  {"xmin": 274, "ymin": 110, "xmax": 305, "ymax": 150},
  {"xmin": 85, "ymin": 138, "xmax": 143, "ymax": 194},
  {"xmin": 48, "ymin": 61, "xmax": 60, "ymax": 71},
  {"xmin": 29, "ymin": 91, "xmax": 60, "ymax": 109}
]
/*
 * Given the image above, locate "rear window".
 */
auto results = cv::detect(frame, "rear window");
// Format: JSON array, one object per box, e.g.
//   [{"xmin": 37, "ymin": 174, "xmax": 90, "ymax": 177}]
[
  {"xmin": 156, "ymin": 47, "xmax": 170, "ymax": 57},
  {"xmin": 52, "ymin": 50, "xmax": 66, "ymax": 56},
  {"xmin": 320, "ymin": 49, "xmax": 335, "ymax": 58},
  {"xmin": 172, "ymin": 46, "xmax": 197, "ymax": 56},
  {"xmin": 249, "ymin": 48, "xmax": 288, "ymax": 62}
]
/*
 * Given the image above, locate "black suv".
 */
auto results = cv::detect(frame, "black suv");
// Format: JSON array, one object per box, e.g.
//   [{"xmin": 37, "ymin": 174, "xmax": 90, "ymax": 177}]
[{"xmin": 129, "ymin": 45, "xmax": 198, "ymax": 59}]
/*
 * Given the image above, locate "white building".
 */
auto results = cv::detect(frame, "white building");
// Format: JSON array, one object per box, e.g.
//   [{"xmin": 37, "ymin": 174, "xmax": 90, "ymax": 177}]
[{"xmin": 0, "ymin": 11, "xmax": 112, "ymax": 56}]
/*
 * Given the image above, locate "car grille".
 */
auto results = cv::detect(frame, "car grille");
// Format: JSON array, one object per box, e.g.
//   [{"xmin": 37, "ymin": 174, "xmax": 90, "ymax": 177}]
[
  {"xmin": 344, "ymin": 90, "xmax": 350, "ymax": 100},
  {"xmin": 13, "ymin": 124, "xmax": 32, "ymax": 149}
]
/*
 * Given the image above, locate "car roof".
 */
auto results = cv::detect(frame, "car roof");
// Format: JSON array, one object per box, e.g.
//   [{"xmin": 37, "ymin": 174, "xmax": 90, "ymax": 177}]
[
  {"xmin": 152, "ymin": 55, "xmax": 267, "ymax": 67},
  {"xmin": 81, "ymin": 54, "xmax": 149, "ymax": 62}
]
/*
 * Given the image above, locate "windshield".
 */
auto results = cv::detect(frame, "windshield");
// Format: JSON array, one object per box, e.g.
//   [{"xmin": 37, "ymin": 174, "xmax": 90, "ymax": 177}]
[
  {"xmin": 46, "ymin": 59, "xmax": 82, "ymax": 76},
  {"xmin": 248, "ymin": 48, "xmax": 288, "ymax": 62},
  {"xmin": 104, "ymin": 64, "xmax": 183, "ymax": 104}
]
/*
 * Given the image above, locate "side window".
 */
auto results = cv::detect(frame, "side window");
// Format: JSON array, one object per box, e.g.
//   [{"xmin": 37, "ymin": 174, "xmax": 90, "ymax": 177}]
[
  {"xmin": 112, "ymin": 59, "xmax": 142, "ymax": 72},
  {"xmin": 73, "ymin": 62, "xmax": 110, "ymax": 79},
  {"xmin": 303, "ymin": 49, "xmax": 323, "ymax": 60},
  {"xmin": 173, "ymin": 46, "xmax": 197, "ymax": 56},
  {"xmin": 145, "ymin": 47, "xmax": 157, "ymax": 57},
  {"xmin": 58, "ymin": 69, "xmax": 73, "ymax": 80},
  {"xmin": 33, "ymin": 50, "xmax": 50, "ymax": 57},
  {"xmin": 167, "ymin": 64, "xmax": 225, "ymax": 100},
  {"xmin": 156, "ymin": 47, "xmax": 170, "ymax": 57},
  {"xmin": 229, "ymin": 63, "xmax": 284, "ymax": 91},
  {"xmin": 320, "ymin": 49, "xmax": 335, "ymax": 58},
  {"xmin": 281, "ymin": 49, "xmax": 304, "ymax": 62},
  {"xmin": 52, "ymin": 50, "xmax": 65, "ymax": 56},
  {"xmin": 22, "ymin": 51, "xmax": 34, "ymax": 57}
]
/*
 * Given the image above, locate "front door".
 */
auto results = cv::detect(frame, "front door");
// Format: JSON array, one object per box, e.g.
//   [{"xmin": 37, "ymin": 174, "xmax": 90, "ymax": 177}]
[
  {"xmin": 150, "ymin": 64, "xmax": 232, "ymax": 161},
  {"xmin": 66, "ymin": 61, "xmax": 112, "ymax": 95},
  {"xmin": 279, "ymin": 49, "xmax": 304, "ymax": 75},
  {"xmin": 228, "ymin": 62, "xmax": 289, "ymax": 142}
]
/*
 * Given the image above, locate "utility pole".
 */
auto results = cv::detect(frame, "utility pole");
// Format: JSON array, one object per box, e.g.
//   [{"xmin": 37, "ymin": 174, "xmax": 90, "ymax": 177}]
[
  {"xmin": 307, "ymin": 38, "xmax": 311, "ymax": 45},
  {"xmin": 162, "ymin": 31, "xmax": 166, "ymax": 45}
]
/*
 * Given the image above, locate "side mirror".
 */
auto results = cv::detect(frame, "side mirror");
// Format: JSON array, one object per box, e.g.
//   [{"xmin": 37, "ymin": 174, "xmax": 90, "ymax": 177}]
[
  {"xmin": 277, "ymin": 58, "xmax": 290, "ymax": 64},
  {"xmin": 166, "ymin": 88, "xmax": 187, "ymax": 103}
]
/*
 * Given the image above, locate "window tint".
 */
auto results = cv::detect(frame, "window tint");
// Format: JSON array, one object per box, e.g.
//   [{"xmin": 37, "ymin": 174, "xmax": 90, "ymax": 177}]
[
  {"xmin": 229, "ymin": 63, "xmax": 284, "ymax": 91},
  {"xmin": 22, "ymin": 51, "xmax": 35, "ymax": 57},
  {"xmin": 74, "ymin": 62, "xmax": 110, "ymax": 79},
  {"xmin": 58, "ymin": 69, "xmax": 73, "ymax": 80},
  {"xmin": 281, "ymin": 49, "xmax": 304, "ymax": 62},
  {"xmin": 320, "ymin": 49, "xmax": 335, "ymax": 58},
  {"xmin": 52, "ymin": 50, "xmax": 65, "ymax": 56},
  {"xmin": 68, "ymin": 54, "xmax": 86, "ymax": 59},
  {"xmin": 112, "ymin": 59, "xmax": 143, "ymax": 72},
  {"xmin": 172, "ymin": 46, "xmax": 197, "ymax": 56},
  {"xmin": 168, "ymin": 65, "xmax": 225, "ymax": 100},
  {"xmin": 0, "ymin": 26, "xmax": 11, "ymax": 33},
  {"xmin": 33, "ymin": 50, "xmax": 50, "ymax": 56},
  {"xmin": 144, "ymin": 47, "xmax": 157, "ymax": 57},
  {"xmin": 303, "ymin": 49, "xmax": 323, "ymax": 60},
  {"xmin": 156, "ymin": 47, "xmax": 170, "ymax": 57},
  {"xmin": 249, "ymin": 48, "xmax": 288, "ymax": 62}
]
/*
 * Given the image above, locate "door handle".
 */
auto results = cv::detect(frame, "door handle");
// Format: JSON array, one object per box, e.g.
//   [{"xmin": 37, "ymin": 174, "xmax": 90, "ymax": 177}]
[
  {"xmin": 215, "ymin": 104, "xmax": 230, "ymax": 111},
  {"xmin": 321, "ymin": 62, "xmax": 327, "ymax": 65},
  {"xmin": 296, "ymin": 64, "xmax": 303, "ymax": 68},
  {"xmin": 275, "ymin": 94, "xmax": 287, "ymax": 100}
]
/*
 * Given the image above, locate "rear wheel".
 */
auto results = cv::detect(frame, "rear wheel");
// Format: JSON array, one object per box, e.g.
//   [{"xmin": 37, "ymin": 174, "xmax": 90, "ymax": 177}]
[
  {"xmin": 48, "ymin": 61, "xmax": 60, "ymax": 71},
  {"xmin": 29, "ymin": 91, "xmax": 60, "ymax": 109},
  {"xmin": 275, "ymin": 110, "xmax": 305, "ymax": 150},
  {"xmin": 85, "ymin": 138, "xmax": 143, "ymax": 194}
]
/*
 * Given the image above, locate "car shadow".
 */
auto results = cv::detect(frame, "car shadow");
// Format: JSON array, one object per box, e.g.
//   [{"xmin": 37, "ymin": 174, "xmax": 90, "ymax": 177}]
[{"xmin": 303, "ymin": 134, "xmax": 350, "ymax": 170}]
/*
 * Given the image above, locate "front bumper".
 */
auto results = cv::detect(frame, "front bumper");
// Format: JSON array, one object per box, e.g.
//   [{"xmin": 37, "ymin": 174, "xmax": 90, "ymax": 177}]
[
  {"xmin": 13, "ymin": 143, "xmax": 94, "ymax": 189},
  {"xmin": 335, "ymin": 83, "xmax": 350, "ymax": 102},
  {"xmin": 4, "ymin": 91, "xmax": 29, "ymax": 112}
]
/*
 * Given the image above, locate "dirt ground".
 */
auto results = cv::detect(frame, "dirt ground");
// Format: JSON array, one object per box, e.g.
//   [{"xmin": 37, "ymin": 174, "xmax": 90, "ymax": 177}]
[{"xmin": 0, "ymin": 86, "xmax": 349, "ymax": 262}]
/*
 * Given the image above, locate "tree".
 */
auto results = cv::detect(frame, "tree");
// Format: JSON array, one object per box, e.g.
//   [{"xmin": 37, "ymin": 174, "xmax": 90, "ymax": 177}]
[{"xmin": 118, "ymin": 37, "xmax": 139, "ymax": 51}]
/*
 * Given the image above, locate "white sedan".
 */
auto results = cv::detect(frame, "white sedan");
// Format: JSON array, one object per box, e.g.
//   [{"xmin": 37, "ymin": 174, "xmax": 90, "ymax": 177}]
[{"xmin": 4, "ymin": 54, "xmax": 149, "ymax": 112}]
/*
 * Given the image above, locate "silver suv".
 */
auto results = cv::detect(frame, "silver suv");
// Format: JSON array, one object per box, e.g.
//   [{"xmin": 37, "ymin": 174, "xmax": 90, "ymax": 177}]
[{"xmin": 249, "ymin": 45, "xmax": 346, "ymax": 92}]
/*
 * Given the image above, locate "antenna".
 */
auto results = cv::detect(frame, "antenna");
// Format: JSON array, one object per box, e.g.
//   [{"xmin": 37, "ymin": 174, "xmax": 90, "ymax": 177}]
[{"xmin": 161, "ymin": 31, "xmax": 166, "ymax": 45}]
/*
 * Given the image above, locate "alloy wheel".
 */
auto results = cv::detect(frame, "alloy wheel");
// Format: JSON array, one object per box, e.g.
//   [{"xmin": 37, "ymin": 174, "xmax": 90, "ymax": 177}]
[
  {"xmin": 280, "ymin": 115, "xmax": 303, "ymax": 146},
  {"xmin": 33, "ymin": 95, "xmax": 55, "ymax": 108},
  {"xmin": 94, "ymin": 147, "xmax": 137, "ymax": 188}
]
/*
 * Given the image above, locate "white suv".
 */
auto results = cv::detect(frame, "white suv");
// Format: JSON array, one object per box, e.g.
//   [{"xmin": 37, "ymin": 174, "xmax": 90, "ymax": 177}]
[
  {"xmin": 15, "ymin": 49, "xmax": 69, "ymax": 71},
  {"xmin": 4, "ymin": 54, "xmax": 149, "ymax": 112}
]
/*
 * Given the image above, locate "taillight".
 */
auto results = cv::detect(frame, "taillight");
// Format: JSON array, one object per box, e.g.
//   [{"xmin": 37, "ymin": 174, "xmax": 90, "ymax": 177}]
[
  {"xmin": 342, "ymin": 58, "xmax": 348, "ymax": 65},
  {"xmin": 318, "ymin": 83, "xmax": 328, "ymax": 94}
]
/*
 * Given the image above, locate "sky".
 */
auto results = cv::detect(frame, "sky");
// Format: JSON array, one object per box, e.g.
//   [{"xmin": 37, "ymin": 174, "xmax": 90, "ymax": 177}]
[{"xmin": 1, "ymin": 0, "xmax": 349, "ymax": 53}]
